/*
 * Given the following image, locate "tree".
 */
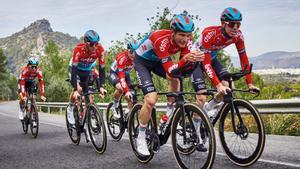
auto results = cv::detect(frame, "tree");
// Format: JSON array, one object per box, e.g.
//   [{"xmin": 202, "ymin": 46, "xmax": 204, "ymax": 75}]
[
  {"xmin": 40, "ymin": 40, "xmax": 71, "ymax": 102},
  {"xmin": 0, "ymin": 49, "xmax": 17, "ymax": 100}
]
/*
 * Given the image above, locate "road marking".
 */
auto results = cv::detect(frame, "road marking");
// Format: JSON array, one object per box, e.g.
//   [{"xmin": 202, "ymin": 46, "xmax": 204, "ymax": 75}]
[{"xmin": 1, "ymin": 111, "xmax": 300, "ymax": 168}]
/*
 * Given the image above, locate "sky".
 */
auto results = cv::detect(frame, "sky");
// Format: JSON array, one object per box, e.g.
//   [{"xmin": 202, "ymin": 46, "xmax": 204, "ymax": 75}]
[{"xmin": 1, "ymin": 0, "xmax": 300, "ymax": 57}]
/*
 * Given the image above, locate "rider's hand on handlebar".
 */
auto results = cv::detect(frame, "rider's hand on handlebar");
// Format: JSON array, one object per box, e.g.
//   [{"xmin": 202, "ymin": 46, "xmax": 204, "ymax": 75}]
[
  {"xmin": 216, "ymin": 83, "xmax": 231, "ymax": 95},
  {"xmin": 125, "ymin": 91, "xmax": 133, "ymax": 102},
  {"xmin": 248, "ymin": 84, "xmax": 260, "ymax": 94},
  {"xmin": 40, "ymin": 95, "xmax": 47, "ymax": 102},
  {"xmin": 99, "ymin": 87, "xmax": 107, "ymax": 99},
  {"xmin": 19, "ymin": 93, "xmax": 26, "ymax": 102},
  {"xmin": 73, "ymin": 90, "xmax": 80, "ymax": 100}
]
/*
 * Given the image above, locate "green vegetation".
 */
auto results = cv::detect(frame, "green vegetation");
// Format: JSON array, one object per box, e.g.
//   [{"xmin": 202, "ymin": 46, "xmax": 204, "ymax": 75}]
[{"xmin": 0, "ymin": 49, "xmax": 18, "ymax": 101}]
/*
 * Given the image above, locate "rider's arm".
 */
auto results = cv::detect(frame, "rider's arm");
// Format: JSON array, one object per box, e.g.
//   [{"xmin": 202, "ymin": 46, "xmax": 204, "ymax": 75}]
[
  {"xmin": 201, "ymin": 31, "xmax": 221, "ymax": 86},
  {"xmin": 161, "ymin": 56, "xmax": 187, "ymax": 77},
  {"xmin": 92, "ymin": 69, "xmax": 101, "ymax": 91},
  {"xmin": 37, "ymin": 68, "xmax": 45, "ymax": 96},
  {"xmin": 71, "ymin": 48, "xmax": 79, "ymax": 91},
  {"xmin": 20, "ymin": 72, "xmax": 26, "ymax": 98},
  {"xmin": 98, "ymin": 47, "xmax": 105, "ymax": 88},
  {"xmin": 203, "ymin": 53, "xmax": 221, "ymax": 86},
  {"xmin": 236, "ymin": 33, "xmax": 253, "ymax": 84},
  {"xmin": 116, "ymin": 54, "xmax": 129, "ymax": 93}
]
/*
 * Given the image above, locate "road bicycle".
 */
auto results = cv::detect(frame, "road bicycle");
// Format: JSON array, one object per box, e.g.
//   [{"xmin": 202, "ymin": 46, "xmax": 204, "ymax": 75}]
[
  {"xmin": 66, "ymin": 90, "xmax": 107, "ymax": 154},
  {"xmin": 21, "ymin": 84, "xmax": 39, "ymax": 138},
  {"xmin": 128, "ymin": 78, "xmax": 216, "ymax": 169},
  {"xmin": 201, "ymin": 64, "xmax": 265, "ymax": 167},
  {"xmin": 106, "ymin": 84, "xmax": 140, "ymax": 141}
]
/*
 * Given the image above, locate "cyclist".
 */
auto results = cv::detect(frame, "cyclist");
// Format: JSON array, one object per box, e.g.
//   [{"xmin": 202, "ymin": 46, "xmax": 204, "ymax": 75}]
[
  {"xmin": 66, "ymin": 60, "xmax": 101, "ymax": 124},
  {"xmin": 18, "ymin": 57, "xmax": 46, "ymax": 123},
  {"xmin": 192, "ymin": 7, "xmax": 260, "ymax": 130},
  {"xmin": 134, "ymin": 14, "xmax": 203, "ymax": 156},
  {"xmin": 67, "ymin": 30, "xmax": 107, "ymax": 125},
  {"xmin": 109, "ymin": 40, "xmax": 139, "ymax": 119}
]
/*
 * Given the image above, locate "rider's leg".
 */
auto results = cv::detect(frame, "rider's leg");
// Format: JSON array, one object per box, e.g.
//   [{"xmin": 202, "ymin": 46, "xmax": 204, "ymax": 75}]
[
  {"xmin": 166, "ymin": 77, "xmax": 179, "ymax": 116},
  {"xmin": 137, "ymin": 92, "xmax": 157, "ymax": 156},
  {"xmin": 113, "ymin": 83, "xmax": 123, "ymax": 108}
]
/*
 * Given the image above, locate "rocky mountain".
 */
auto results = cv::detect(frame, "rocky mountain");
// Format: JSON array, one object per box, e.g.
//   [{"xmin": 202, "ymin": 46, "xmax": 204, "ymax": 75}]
[
  {"xmin": 0, "ymin": 19, "xmax": 80, "ymax": 74},
  {"xmin": 232, "ymin": 51, "xmax": 300, "ymax": 69}
]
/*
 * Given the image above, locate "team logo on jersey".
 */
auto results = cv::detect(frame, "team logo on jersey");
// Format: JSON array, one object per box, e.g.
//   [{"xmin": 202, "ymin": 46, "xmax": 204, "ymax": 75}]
[
  {"xmin": 141, "ymin": 45, "xmax": 147, "ymax": 51},
  {"xmin": 159, "ymin": 38, "xmax": 168, "ymax": 52},
  {"xmin": 204, "ymin": 30, "xmax": 216, "ymax": 43},
  {"xmin": 204, "ymin": 64, "xmax": 213, "ymax": 79}
]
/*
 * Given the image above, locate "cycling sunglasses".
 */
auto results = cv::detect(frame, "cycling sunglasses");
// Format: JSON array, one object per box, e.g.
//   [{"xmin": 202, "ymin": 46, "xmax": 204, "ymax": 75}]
[
  {"xmin": 30, "ymin": 65, "xmax": 37, "ymax": 69},
  {"xmin": 87, "ymin": 42, "xmax": 98, "ymax": 47},
  {"xmin": 225, "ymin": 22, "xmax": 241, "ymax": 29},
  {"xmin": 129, "ymin": 49, "xmax": 135, "ymax": 54}
]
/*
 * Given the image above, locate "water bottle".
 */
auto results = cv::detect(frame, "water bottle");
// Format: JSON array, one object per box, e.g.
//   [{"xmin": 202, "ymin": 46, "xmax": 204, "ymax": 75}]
[{"xmin": 159, "ymin": 114, "xmax": 168, "ymax": 134}]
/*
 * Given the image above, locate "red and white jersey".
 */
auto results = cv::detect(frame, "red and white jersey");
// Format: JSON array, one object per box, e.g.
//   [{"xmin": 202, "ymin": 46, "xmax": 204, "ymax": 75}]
[
  {"xmin": 193, "ymin": 26, "xmax": 252, "ymax": 86},
  {"xmin": 72, "ymin": 43, "xmax": 105, "ymax": 71},
  {"xmin": 110, "ymin": 51, "xmax": 134, "ymax": 93},
  {"xmin": 110, "ymin": 51, "xmax": 133, "ymax": 74},
  {"xmin": 20, "ymin": 65, "xmax": 45, "ymax": 97},
  {"xmin": 136, "ymin": 30, "xmax": 192, "ymax": 76}
]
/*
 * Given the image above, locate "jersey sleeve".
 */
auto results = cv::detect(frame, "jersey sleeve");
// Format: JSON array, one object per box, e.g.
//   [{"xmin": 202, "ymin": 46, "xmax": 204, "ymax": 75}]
[
  {"xmin": 20, "ymin": 68, "xmax": 27, "ymax": 97},
  {"xmin": 37, "ymin": 68, "xmax": 45, "ymax": 96},
  {"xmin": 235, "ymin": 32, "xmax": 252, "ymax": 84},
  {"xmin": 201, "ymin": 30, "xmax": 221, "ymax": 86}
]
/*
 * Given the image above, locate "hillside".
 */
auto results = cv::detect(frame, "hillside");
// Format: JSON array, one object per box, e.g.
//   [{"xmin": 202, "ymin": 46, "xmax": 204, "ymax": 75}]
[
  {"xmin": 0, "ymin": 19, "xmax": 80, "ymax": 74},
  {"xmin": 232, "ymin": 51, "xmax": 300, "ymax": 69}
]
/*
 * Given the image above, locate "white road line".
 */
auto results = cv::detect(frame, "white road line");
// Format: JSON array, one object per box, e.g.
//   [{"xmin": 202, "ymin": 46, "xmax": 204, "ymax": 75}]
[{"xmin": 1, "ymin": 112, "xmax": 300, "ymax": 168}]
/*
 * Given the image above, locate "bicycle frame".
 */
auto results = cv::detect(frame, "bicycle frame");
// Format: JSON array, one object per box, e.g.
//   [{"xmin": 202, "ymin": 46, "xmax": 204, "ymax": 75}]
[{"xmin": 154, "ymin": 78, "xmax": 197, "ymax": 146}]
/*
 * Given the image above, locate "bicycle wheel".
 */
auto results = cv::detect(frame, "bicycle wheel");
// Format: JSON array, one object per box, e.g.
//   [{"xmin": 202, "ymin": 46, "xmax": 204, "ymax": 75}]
[
  {"xmin": 87, "ymin": 103, "xmax": 107, "ymax": 154},
  {"xmin": 22, "ymin": 116, "xmax": 29, "ymax": 134},
  {"xmin": 30, "ymin": 104, "xmax": 39, "ymax": 138},
  {"xmin": 218, "ymin": 99, "xmax": 265, "ymax": 167},
  {"xmin": 171, "ymin": 103, "xmax": 216, "ymax": 169},
  {"xmin": 65, "ymin": 104, "xmax": 80, "ymax": 145},
  {"xmin": 176, "ymin": 113, "xmax": 196, "ymax": 155},
  {"xmin": 106, "ymin": 102, "xmax": 124, "ymax": 141},
  {"xmin": 128, "ymin": 103, "xmax": 155, "ymax": 163}
]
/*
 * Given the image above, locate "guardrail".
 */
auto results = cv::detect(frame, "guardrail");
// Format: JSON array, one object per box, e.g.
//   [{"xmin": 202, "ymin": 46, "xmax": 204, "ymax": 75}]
[{"xmin": 36, "ymin": 98, "xmax": 300, "ymax": 114}]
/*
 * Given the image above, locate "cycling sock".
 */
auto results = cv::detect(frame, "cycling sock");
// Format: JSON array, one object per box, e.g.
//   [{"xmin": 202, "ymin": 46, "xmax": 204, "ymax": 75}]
[
  {"xmin": 113, "ymin": 99, "xmax": 119, "ymax": 108},
  {"xmin": 193, "ymin": 118, "xmax": 202, "ymax": 144},
  {"xmin": 206, "ymin": 97, "xmax": 220, "ymax": 110},
  {"xmin": 138, "ymin": 123, "xmax": 147, "ymax": 138},
  {"xmin": 166, "ymin": 103, "xmax": 174, "ymax": 117}
]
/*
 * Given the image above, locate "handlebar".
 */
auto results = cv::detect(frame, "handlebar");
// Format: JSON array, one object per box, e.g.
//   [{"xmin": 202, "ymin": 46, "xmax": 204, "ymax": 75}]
[{"xmin": 223, "ymin": 64, "xmax": 253, "ymax": 81}]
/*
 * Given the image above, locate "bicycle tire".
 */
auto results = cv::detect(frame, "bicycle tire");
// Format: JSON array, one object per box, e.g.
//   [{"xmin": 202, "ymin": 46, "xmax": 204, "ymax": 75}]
[
  {"xmin": 106, "ymin": 102, "xmax": 124, "ymax": 141},
  {"xmin": 30, "ymin": 103, "xmax": 39, "ymax": 138},
  {"xmin": 128, "ymin": 103, "xmax": 154, "ymax": 163},
  {"xmin": 171, "ymin": 103, "xmax": 216, "ymax": 169},
  {"xmin": 87, "ymin": 103, "xmax": 107, "ymax": 154},
  {"xmin": 218, "ymin": 99, "xmax": 265, "ymax": 167},
  {"xmin": 65, "ymin": 104, "xmax": 80, "ymax": 145}
]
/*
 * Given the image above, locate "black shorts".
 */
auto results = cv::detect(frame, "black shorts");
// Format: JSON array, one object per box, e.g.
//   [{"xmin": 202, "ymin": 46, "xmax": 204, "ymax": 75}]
[
  {"xmin": 134, "ymin": 56, "xmax": 166, "ymax": 95},
  {"xmin": 108, "ymin": 70, "xmax": 133, "ymax": 89},
  {"xmin": 191, "ymin": 58, "xmax": 229, "ymax": 92},
  {"xmin": 18, "ymin": 81, "xmax": 38, "ymax": 95},
  {"xmin": 77, "ymin": 70, "xmax": 90, "ymax": 93}
]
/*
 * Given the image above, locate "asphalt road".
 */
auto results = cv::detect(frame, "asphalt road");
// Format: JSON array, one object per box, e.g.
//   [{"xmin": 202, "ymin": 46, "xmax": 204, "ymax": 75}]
[{"xmin": 0, "ymin": 101, "xmax": 299, "ymax": 169}]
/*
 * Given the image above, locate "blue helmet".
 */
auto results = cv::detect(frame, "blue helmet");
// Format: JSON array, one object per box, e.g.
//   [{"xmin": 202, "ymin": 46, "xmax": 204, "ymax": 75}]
[
  {"xmin": 84, "ymin": 30, "xmax": 100, "ymax": 43},
  {"xmin": 170, "ymin": 14, "xmax": 195, "ymax": 33},
  {"xmin": 28, "ymin": 57, "xmax": 39, "ymax": 65},
  {"xmin": 221, "ymin": 7, "xmax": 242, "ymax": 22},
  {"xmin": 127, "ymin": 40, "xmax": 139, "ymax": 50}
]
